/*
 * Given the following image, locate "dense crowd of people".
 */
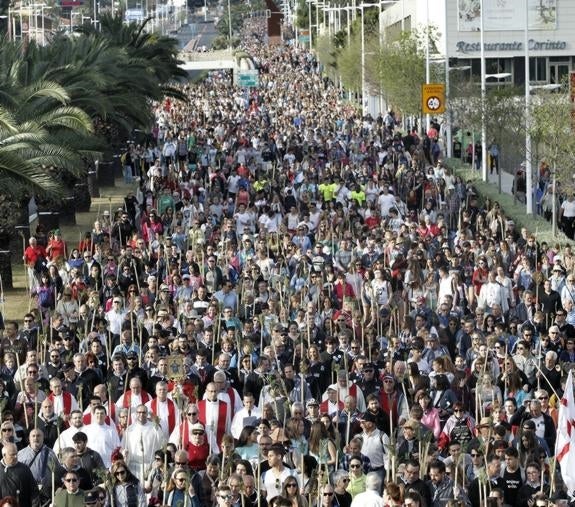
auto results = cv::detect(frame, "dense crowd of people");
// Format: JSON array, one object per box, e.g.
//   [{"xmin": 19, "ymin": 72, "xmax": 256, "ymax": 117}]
[{"xmin": 5, "ymin": 14, "xmax": 575, "ymax": 507}]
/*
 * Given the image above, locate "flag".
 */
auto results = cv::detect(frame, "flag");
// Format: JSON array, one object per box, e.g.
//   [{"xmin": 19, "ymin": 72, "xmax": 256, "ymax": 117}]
[{"xmin": 556, "ymin": 369, "xmax": 575, "ymax": 496}]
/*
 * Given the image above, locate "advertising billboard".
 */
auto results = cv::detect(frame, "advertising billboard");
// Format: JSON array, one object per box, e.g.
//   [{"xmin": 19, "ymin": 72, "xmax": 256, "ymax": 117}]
[{"xmin": 458, "ymin": 0, "xmax": 557, "ymax": 32}]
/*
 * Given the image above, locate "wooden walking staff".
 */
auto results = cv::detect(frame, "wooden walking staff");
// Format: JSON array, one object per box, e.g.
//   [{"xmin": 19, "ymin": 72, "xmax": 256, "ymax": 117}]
[
  {"xmin": 140, "ymin": 433, "xmax": 145, "ymax": 485},
  {"xmin": 163, "ymin": 445, "xmax": 169, "ymax": 503},
  {"xmin": 15, "ymin": 352, "xmax": 29, "ymax": 429}
]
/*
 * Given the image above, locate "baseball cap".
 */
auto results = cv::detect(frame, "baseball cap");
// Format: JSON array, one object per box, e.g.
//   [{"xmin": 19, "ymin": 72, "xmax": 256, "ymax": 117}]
[
  {"xmin": 190, "ymin": 423, "xmax": 205, "ymax": 432},
  {"xmin": 306, "ymin": 398, "xmax": 319, "ymax": 407}
]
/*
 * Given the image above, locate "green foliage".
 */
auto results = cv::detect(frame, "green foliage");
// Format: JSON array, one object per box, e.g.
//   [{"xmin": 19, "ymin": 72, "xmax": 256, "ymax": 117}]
[
  {"xmin": 449, "ymin": 159, "xmax": 573, "ymax": 245},
  {"xmin": 215, "ymin": 0, "xmax": 255, "ymax": 39},
  {"xmin": 212, "ymin": 34, "xmax": 241, "ymax": 50},
  {"xmin": 337, "ymin": 31, "xmax": 362, "ymax": 93},
  {"xmin": 315, "ymin": 35, "xmax": 337, "ymax": 70},
  {"xmin": 0, "ymin": 13, "xmax": 185, "ymax": 203},
  {"xmin": 371, "ymin": 29, "xmax": 427, "ymax": 116},
  {"xmin": 529, "ymin": 90, "xmax": 575, "ymax": 191}
]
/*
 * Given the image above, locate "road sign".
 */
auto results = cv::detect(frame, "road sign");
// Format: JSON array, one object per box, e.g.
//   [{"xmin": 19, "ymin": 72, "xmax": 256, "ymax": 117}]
[
  {"xmin": 237, "ymin": 70, "xmax": 259, "ymax": 88},
  {"xmin": 422, "ymin": 83, "xmax": 446, "ymax": 114}
]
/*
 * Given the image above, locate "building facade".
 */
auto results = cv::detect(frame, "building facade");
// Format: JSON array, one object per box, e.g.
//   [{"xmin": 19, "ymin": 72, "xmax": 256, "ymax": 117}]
[{"xmin": 380, "ymin": 0, "xmax": 575, "ymax": 88}]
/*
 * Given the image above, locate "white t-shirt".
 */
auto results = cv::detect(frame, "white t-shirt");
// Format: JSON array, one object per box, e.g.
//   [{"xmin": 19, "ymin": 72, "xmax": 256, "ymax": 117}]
[{"xmin": 561, "ymin": 199, "xmax": 575, "ymax": 218}]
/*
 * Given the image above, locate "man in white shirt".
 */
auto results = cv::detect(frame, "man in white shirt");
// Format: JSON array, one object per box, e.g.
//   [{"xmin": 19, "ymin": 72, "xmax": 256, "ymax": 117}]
[
  {"xmin": 198, "ymin": 383, "xmax": 231, "ymax": 453},
  {"xmin": 122, "ymin": 405, "xmax": 166, "ymax": 482},
  {"xmin": 359, "ymin": 412, "xmax": 389, "ymax": 481},
  {"xmin": 53, "ymin": 410, "xmax": 85, "ymax": 455},
  {"xmin": 377, "ymin": 186, "xmax": 396, "ymax": 218},
  {"xmin": 207, "ymin": 370, "xmax": 242, "ymax": 417},
  {"xmin": 146, "ymin": 381, "xmax": 180, "ymax": 436},
  {"xmin": 322, "ymin": 370, "xmax": 366, "ymax": 413},
  {"xmin": 478, "ymin": 271, "xmax": 509, "ymax": 314},
  {"xmin": 105, "ymin": 297, "xmax": 126, "ymax": 336},
  {"xmin": 84, "ymin": 405, "xmax": 121, "ymax": 468},
  {"xmin": 116, "ymin": 377, "xmax": 152, "ymax": 423},
  {"xmin": 47, "ymin": 377, "xmax": 79, "ymax": 422},
  {"xmin": 230, "ymin": 393, "xmax": 261, "ymax": 439}
]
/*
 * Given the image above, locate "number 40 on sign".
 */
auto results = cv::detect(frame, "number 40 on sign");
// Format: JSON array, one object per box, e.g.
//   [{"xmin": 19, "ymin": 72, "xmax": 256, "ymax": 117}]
[{"xmin": 422, "ymin": 83, "xmax": 446, "ymax": 114}]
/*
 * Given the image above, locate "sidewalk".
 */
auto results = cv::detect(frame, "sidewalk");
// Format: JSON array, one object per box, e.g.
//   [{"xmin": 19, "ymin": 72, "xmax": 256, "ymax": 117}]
[
  {"xmin": 3, "ymin": 180, "xmax": 132, "ymax": 320},
  {"xmin": 457, "ymin": 162, "xmax": 515, "ymax": 195}
]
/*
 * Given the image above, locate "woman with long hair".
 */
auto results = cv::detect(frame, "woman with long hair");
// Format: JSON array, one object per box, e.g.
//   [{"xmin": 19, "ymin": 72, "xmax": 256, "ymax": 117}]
[
  {"xmin": 476, "ymin": 372, "xmax": 503, "ymax": 415},
  {"xmin": 109, "ymin": 459, "xmax": 146, "ymax": 507},
  {"xmin": 415, "ymin": 390, "xmax": 441, "ymax": 439},
  {"xmin": 165, "ymin": 470, "xmax": 200, "ymax": 507},
  {"xmin": 383, "ymin": 482, "xmax": 403, "ymax": 507},
  {"xmin": 308, "ymin": 421, "xmax": 337, "ymax": 472},
  {"xmin": 235, "ymin": 425, "xmax": 259, "ymax": 461},
  {"xmin": 429, "ymin": 374, "xmax": 458, "ymax": 426},
  {"xmin": 281, "ymin": 476, "xmax": 308, "ymax": 507}
]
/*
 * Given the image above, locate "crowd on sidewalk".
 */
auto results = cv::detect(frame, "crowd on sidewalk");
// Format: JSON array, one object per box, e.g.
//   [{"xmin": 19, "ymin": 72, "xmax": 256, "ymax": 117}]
[{"xmin": 6, "ymin": 15, "xmax": 575, "ymax": 507}]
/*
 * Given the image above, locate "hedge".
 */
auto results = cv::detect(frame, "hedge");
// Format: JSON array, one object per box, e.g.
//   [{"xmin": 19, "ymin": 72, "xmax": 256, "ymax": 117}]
[{"xmin": 447, "ymin": 158, "xmax": 573, "ymax": 247}]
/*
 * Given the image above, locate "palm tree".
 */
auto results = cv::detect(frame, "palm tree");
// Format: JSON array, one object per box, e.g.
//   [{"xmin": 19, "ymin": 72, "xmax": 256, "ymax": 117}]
[{"xmin": 0, "ymin": 77, "xmax": 93, "ymax": 197}]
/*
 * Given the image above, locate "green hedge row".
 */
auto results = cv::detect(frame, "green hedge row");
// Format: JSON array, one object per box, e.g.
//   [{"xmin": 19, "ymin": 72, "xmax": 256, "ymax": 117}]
[{"xmin": 447, "ymin": 159, "xmax": 573, "ymax": 247}]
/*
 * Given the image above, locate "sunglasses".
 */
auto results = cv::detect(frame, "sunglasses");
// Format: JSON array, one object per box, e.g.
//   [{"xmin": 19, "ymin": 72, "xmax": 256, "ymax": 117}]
[
  {"xmin": 175, "ymin": 461, "xmax": 188, "ymax": 465},
  {"xmin": 115, "ymin": 470, "xmax": 127, "ymax": 476},
  {"xmin": 350, "ymin": 464, "xmax": 361, "ymax": 469},
  {"xmin": 192, "ymin": 431, "xmax": 205, "ymax": 435},
  {"xmin": 286, "ymin": 483, "xmax": 298, "ymax": 488}
]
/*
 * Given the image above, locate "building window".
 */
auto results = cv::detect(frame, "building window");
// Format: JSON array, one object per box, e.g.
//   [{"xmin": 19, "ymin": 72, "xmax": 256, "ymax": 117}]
[
  {"xmin": 485, "ymin": 58, "xmax": 513, "ymax": 84},
  {"xmin": 529, "ymin": 57, "xmax": 547, "ymax": 83}
]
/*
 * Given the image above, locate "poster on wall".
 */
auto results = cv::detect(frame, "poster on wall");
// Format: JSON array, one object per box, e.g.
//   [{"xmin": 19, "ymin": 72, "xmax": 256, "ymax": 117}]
[{"xmin": 458, "ymin": 0, "xmax": 557, "ymax": 31}]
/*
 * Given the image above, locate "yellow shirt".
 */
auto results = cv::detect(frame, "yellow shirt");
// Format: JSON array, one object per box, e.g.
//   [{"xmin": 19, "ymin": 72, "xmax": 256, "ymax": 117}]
[
  {"xmin": 318, "ymin": 183, "xmax": 337, "ymax": 202},
  {"xmin": 347, "ymin": 474, "xmax": 367, "ymax": 498}
]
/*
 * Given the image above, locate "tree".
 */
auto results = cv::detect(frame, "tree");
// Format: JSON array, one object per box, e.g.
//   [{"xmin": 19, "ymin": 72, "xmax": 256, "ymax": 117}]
[
  {"xmin": 0, "ymin": 81, "xmax": 93, "ymax": 198},
  {"xmin": 370, "ymin": 27, "xmax": 439, "ymax": 117},
  {"xmin": 529, "ymin": 89, "xmax": 575, "ymax": 234},
  {"xmin": 337, "ymin": 31, "xmax": 362, "ymax": 94}
]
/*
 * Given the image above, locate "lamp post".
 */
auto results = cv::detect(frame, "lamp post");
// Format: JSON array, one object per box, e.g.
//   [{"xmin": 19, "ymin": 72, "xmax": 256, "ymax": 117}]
[
  {"xmin": 524, "ymin": 3, "xmax": 532, "ymax": 214},
  {"xmin": 307, "ymin": 0, "xmax": 312, "ymax": 49},
  {"xmin": 40, "ymin": 5, "xmax": 51, "ymax": 45},
  {"xmin": 425, "ymin": 0, "xmax": 430, "ymax": 131},
  {"xmin": 227, "ymin": 0, "xmax": 232, "ymax": 51},
  {"xmin": 479, "ymin": 0, "xmax": 487, "ymax": 182}
]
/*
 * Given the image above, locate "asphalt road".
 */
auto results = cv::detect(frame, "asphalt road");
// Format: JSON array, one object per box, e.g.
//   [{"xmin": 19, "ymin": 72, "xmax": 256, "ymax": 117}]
[{"xmin": 175, "ymin": 11, "xmax": 220, "ymax": 81}]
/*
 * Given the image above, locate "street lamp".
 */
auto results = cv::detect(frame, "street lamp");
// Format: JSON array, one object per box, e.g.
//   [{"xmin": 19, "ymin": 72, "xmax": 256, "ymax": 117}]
[
  {"xmin": 227, "ymin": 0, "xmax": 232, "ymax": 51},
  {"xmin": 479, "ymin": 0, "xmax": 487, "ymax": 182},
  {"xmin": 524, "ymin": 4, "xmax": 533, "ymax": 214}
]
